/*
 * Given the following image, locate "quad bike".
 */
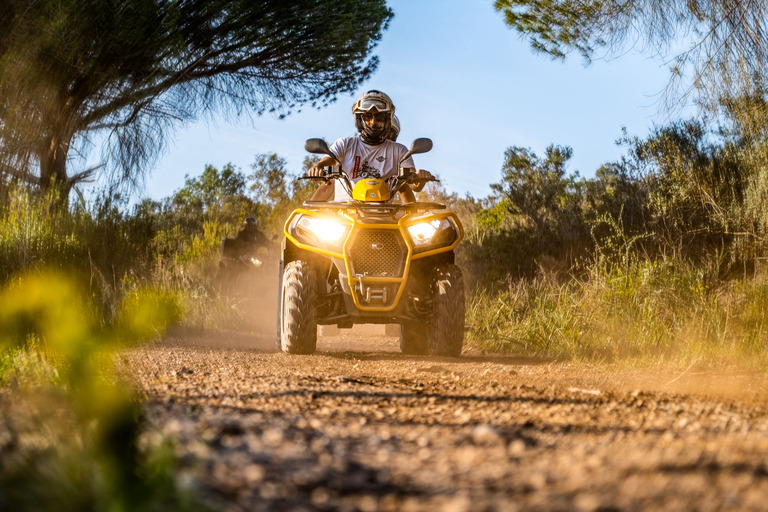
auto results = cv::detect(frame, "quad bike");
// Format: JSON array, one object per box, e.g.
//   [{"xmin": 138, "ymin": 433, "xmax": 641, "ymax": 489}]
[
  {"xmin": 276, "ymin": 137, "xmax": 465, "ymax": 356},
  {"xmin": 218, "ymin": 238, "xmax": 275, "ymax": 298}
]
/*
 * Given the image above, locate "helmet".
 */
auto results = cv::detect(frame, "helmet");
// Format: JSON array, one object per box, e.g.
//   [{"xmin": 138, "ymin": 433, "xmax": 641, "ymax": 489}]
[
  {"xmin": 389, "ymin": 115, "xmax": 400, "ymax": 142},
  {"xmin": 352, "ymin": 90, "xmax": 394, "ymax": 145},
  {"xmin": 243, "ymin": 216, "xmax": 258, "ymax": 232}
]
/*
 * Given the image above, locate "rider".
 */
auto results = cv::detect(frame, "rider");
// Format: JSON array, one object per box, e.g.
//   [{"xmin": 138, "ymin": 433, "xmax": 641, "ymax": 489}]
[
  {"xmin": 307, "ymin": 91, "xmax": 433, "ymax": 201},
  {"xmin": 233, "ymin": 216, "xmax": 273, "ymax": 255}
]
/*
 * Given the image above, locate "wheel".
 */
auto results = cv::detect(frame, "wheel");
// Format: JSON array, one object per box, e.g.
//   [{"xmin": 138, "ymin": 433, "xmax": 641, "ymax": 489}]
[
  {"xmin": 427, "ymin": 264, "xmax": 465, "ymax": 357},
  {"xmin": 274, "ymin": 259, "xmax": 284, "ymax": 351},
  {"xmin": 399, "ymin": 323, "xmax": 428, "ymax": 355},
  {"xmin": 279, "ymin": 260, "xmax": 317, "ymax": 354}
]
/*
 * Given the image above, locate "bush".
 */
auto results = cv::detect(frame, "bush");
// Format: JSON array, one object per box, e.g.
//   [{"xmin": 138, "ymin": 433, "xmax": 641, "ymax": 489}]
[{"xmin": 0, "ymin": 272, "xmax": 205, "ymax": 511}]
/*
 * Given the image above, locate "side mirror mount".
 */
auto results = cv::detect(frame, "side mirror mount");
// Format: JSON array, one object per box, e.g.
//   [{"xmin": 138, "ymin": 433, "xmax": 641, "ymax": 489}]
[{"xmin": 400, "ymin": 137, "xmax": 433, "ymax": 164}]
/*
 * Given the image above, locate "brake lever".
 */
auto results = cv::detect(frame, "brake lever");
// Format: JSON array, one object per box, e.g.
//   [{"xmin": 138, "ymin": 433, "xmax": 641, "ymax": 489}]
[
  {"xmin": 297, "ymin": 166, "xmax": 339, "ymax": 183},
  {"xmin": 395, "ymin": 167, "xmax": 440, "ymax": 184}
]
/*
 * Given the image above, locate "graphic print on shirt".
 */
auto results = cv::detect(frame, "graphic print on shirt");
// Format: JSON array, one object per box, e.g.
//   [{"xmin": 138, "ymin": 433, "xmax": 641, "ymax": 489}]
[
  {"xmin": 358, "ymin": 160, "xmax": 381, "ymax": 179},
  {"xmin": 353, "ymin": 156, "xmax": 361, "ymax": 179}
]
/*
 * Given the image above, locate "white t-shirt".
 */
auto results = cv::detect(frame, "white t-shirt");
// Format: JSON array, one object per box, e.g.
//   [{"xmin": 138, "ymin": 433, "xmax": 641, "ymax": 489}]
[{"xmin": 329, "ymin": 137, "xmax": 415, "ymax": 201}]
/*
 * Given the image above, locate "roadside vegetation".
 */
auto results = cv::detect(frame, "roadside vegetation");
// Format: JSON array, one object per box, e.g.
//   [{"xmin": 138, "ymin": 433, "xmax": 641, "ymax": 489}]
[
  {"xmin": 0, "ymin": 0, "xmax": 390, "ymax": 504},
  {"xmin": 4, "ymin": 103, "xmax": 768, "ymax": 369},
  {"xmin": 459, "ymin": 103, "xmax": 768, "ymax": 368},
  {"xmin": 0, "ymin": 154, "xmax": 318, "ymax": 510}
]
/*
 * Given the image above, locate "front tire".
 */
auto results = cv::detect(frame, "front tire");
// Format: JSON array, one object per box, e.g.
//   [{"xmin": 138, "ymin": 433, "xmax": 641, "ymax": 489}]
[
  {"xmin": 427, "ymin": 264, "xmax": 465, "ymax": 357},
  {"xmin": 279, "ymin": 260, "xmax": 317, "ymax": 354}
]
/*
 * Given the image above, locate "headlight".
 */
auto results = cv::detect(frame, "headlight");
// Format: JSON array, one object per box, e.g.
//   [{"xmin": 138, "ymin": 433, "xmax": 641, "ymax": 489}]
[
  {"xmin": 290, "ymin": 215, "xmax": 350, "ymax": 249},
  {"xmin": 300, "ymin": 217, "xmax": 347, "ymax": 245},
  {"xmin": 240, "ymin": 256, "xmax": 263, "ymax": 267},
  {"xmin": 407, "ymin": 219, "xmax": 449, "ymax": 246},
  {"xmin": 407, "ymin": 217, "xmax": 459, "ymax": 252}
]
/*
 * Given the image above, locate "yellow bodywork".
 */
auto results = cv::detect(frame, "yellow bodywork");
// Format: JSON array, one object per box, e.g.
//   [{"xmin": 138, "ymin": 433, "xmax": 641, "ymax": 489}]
[
  {"xmin": 352, "ymin": 179, "xmax": 391, "ymax": 202},
  {"xmin": 284, "ymin": 207, "xmax": 463, "ymax": 312}
]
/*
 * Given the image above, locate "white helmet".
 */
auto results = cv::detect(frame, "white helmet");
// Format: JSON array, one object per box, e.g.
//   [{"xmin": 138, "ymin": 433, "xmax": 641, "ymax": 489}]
[
  {"xmin": 352, "ymin": 90, "xmax": 395, "ymax": 144},
  {"xmin": 389, "ymin": 115, "xmax": 400, "ymax": 142}
]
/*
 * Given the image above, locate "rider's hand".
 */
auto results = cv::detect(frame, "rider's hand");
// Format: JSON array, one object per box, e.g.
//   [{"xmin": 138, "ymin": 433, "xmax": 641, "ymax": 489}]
[
  {"xmin": 411, "ymin": 169, "xmax": 433, "ymax": 192},
  {"xmin": 413, "ymin": 169, "xmax": 433, "ymax": 181},
  {"xmin": 307, "ymin": 165, "xmax": 326, "ymax": 181}
]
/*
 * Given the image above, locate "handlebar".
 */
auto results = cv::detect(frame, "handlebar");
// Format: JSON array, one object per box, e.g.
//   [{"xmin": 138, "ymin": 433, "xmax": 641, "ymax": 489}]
[
  {"xmin": 387, "ymin": 168, "xmax": 439, "ymax": 194},
  {"xmin": 298, "ymin": 166, "xmax": 337, "ymax": 182},
  {"xmin": 298, "ymin": 166, "xmax": 354, "ymax": 197},
  {"xmin": 298, "ymin": 166, "xmax": 438, "ymax": 197},
  {"xmin": 296, "ymin": 166, "xmax": 346, "ymax": 183}
]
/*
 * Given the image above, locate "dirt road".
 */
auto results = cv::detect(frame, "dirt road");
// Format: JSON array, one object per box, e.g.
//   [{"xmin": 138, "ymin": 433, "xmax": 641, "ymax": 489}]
[{"xmin": 124, "ymin": 330, "xmax": 768, "ymax": 511}]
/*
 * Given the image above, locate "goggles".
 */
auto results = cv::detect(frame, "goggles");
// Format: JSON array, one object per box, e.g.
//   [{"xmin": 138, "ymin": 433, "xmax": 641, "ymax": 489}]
[{"xmin": 355, "ymin": 97, "xmax": 391, "ymax": 113}]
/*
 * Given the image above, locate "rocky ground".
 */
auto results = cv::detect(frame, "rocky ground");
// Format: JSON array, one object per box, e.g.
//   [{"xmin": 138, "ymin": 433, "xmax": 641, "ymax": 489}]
[{"xmin": 119, "ymin": 329, "xmax": 768, "ymax": 511}]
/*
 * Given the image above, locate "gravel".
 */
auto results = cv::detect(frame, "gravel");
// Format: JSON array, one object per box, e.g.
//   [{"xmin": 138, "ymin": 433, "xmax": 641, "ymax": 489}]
[{"xmin": 121, "ymin": 331, "xmax": 768, "ymax": 511}]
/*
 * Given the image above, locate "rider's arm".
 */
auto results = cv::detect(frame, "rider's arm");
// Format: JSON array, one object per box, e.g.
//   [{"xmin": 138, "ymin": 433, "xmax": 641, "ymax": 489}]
[
  {"xmin": 310, "ymin": 182, "xmax": 334, "ymax": 201},
  {"xmin": 307, "ymin": 156, "xmax": 339, "ymax": 201},
  {"xmin": 394, "ymin": 170, "xmax": 433, "ymax": 203},
  {"xmin": 398, "ymin": 187, "xmax": 417, "ymax": 203}
]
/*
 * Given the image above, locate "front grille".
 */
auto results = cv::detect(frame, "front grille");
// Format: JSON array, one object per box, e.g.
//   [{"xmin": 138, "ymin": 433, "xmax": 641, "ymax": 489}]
[{"xmin": 348, "ymin": 229, "xmax": 406, "ymax": 277}]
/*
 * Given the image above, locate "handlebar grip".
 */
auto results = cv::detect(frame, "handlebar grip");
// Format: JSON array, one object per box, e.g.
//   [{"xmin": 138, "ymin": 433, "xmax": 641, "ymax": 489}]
[
  {"xmin": 408, "ymin": 177, "xmax": 440, "ymax": 184},
  {"xmin": 299, "ymin": 166, "xmax": 337, "ymax": 180}
]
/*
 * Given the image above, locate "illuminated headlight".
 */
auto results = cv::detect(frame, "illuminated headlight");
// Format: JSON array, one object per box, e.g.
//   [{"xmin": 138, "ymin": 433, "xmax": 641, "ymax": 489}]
[
  {"xmin": 407, "ymin": 218, "xmax": 454, "ymax": 247},
  {"xmin": 297, "ymin": 216, "xmax": 348, "ymax": 245},
  {"xmin": 240, "ymin": 256, "xmax": 263, "ymax": 267}
]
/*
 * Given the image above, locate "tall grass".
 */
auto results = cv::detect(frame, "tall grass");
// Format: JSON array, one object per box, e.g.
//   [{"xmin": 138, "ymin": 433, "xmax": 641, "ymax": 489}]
[
  {"xmin": 466, "ymin": 255, "xmax": 768, "ymax": 368},
  {"xmin": 0, "ymin": 186, "xmax": 85, "ymax": 278},
  {"xmin": 0, "ymin": 185, "xmax": 259, "ymax": 332},
  {"xmin": 0, "ymin": 182, "xmax": 272, "ymax": 509}
]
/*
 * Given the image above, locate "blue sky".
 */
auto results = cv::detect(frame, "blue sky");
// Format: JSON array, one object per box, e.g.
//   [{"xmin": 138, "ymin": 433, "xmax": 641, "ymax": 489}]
[{"xmin": 140, "ymin": 0, "xmax": 676, "ymax": 201}]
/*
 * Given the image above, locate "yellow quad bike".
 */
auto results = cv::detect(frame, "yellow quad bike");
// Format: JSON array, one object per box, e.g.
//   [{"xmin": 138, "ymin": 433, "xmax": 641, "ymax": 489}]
[{"xmin": 276, "ymin": 137, "xmax": 465, "ymax": 356}]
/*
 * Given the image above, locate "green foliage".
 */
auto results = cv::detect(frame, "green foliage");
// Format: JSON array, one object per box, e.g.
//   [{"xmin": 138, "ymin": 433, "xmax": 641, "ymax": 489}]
[
  {"xmin": 0, "ymin": 272, "xmax": 203, "ymax": 511},
  {"xmin": 0, "ymin": 149, "xmax": 315, "ymax": 507},
  {"xmin": 0, "ymin": 0, "xmax": 393, "ymax": 196},
  {"xmin": 466, "ymin": 105, "xmax": 768, "ymax": 289},
  {"xmin": 493, "ymin": 1, "xmax": 768, "ymax": 112},
  {"xmin": 492, "ymin": 144, "xmax": 588, "ymax": 261},
  {"xmin": 453, "ymin": 98, "xmax": 768, "ymax": 365},
  {"xmin": 4, "ymin": 98, "xmax": 768, "ymax": 373},
  {"xmin": 466, "ymin": 254, "xmax": 768, "ymax": 368},
  {"xmin": 248, "ymin": 153, "xmax": 317, "ymax": 235},
  {"xmin": 161, "ymin": 163, "xmax": 254, "ymax": 256},
  {"xmin": 467, "ymin": 277, "xmax": 585, "ymax": 357},
  {"xmin": 621, "ymin": 121, "xmax": 743, "ymax": 240},
  {"xmin": 493, "ymin": 0, "xmax": 602, "ymax": 61},
  {"xmin": 463, "ymin": 143, "xmax": 645, "ymax": 285},
  {"xmin": 173, "ymin": 164, "xmax": 248, "ymax": 214},
  {"xmin": 0, "ymin": 147, "xmax": 312, "ymax": 332},
  {"xmin": 0, "ymin": 186, "xmax": 85, "ymax": 278},
  {"xmin": 582, "ymin": 164, "xmax": 647, "ymax": 234}
]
